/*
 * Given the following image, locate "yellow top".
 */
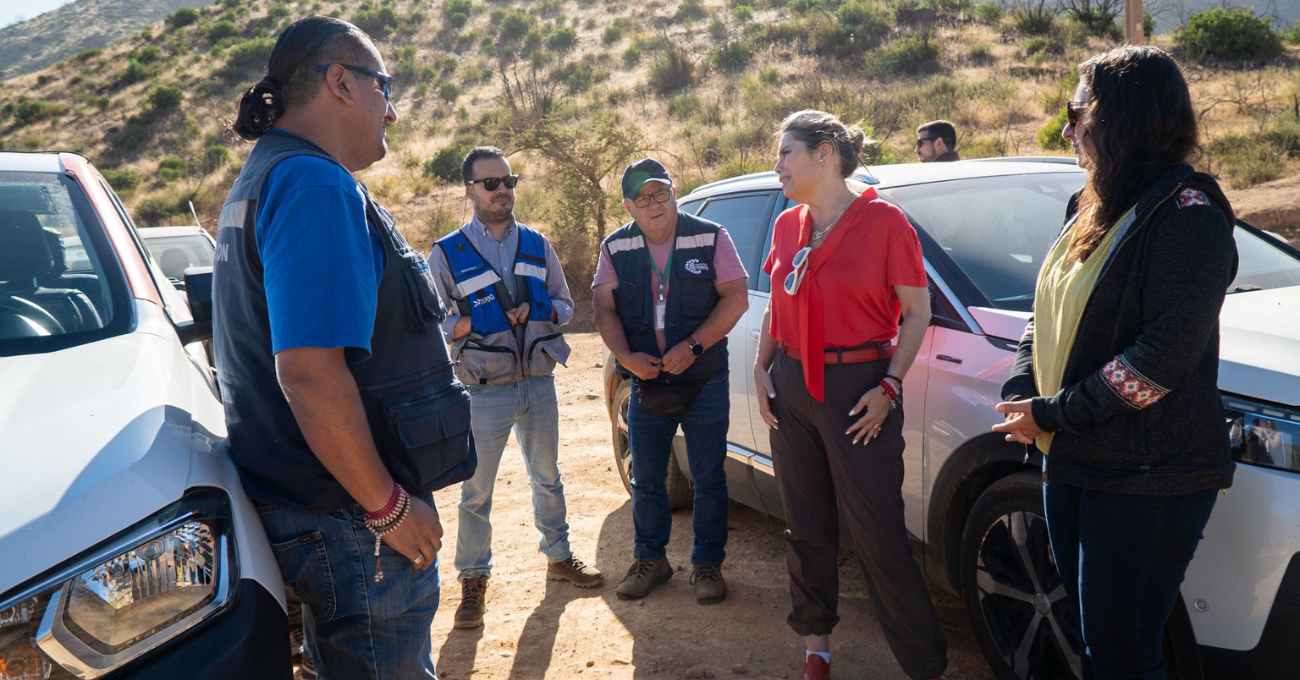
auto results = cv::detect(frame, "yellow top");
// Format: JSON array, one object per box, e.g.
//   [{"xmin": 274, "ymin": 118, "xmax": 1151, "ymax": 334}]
[{"xmin": 1031, "ymin": 208, "xmax": 1132, "ymax": 453}]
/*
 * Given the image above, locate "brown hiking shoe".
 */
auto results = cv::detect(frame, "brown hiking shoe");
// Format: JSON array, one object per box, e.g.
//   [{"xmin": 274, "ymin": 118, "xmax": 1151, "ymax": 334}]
[
  {"xmin": 453, "ymin": 575, "xmax": 488, "ymax": 629},
  {"xmin": 690, "ymin": 565, "xmax": 726, "ymax": 605},
  {"xmin": 547, "ymin": 555, "xmax": 604, "ymax": 588},
  {"xmin": 615, "ymin": 557, "xmax": 673, "ymax": 600}
]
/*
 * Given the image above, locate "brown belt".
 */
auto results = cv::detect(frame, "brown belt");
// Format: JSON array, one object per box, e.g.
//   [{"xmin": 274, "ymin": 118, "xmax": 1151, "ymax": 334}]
[{"xmin": 783, "ymin": 343, "xmax": 895, "ymax": 365}]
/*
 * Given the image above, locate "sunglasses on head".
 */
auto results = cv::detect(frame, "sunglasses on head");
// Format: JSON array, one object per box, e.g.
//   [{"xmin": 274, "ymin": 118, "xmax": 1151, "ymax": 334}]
[
  {"xmin": 466, "ymin": 175, "xmax": 520, "ymax": 191},
  {"xmin": 1066, "ymin": 101, "xmax": 1090, "ymax": 128},
  {"xmin": 315, "ymin": 63, "xmax": 392, "ymax": 101}
]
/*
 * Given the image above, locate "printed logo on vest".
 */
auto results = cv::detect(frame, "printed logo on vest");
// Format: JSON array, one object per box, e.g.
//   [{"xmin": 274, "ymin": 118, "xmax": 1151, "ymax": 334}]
[
  {"xmin": 685, "ymin": 258, "xmax": 709, "ymax": 274},
  {"xmin": 473, "ymin": 293, "xmax": 496, "ymax": 308}
]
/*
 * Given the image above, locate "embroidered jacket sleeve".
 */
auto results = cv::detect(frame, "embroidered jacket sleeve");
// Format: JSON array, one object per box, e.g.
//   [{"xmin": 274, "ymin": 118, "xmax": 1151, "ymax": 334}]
[{"xmin": 1030, "ymin": 196, "xmax": 1237, "ymax": 435}]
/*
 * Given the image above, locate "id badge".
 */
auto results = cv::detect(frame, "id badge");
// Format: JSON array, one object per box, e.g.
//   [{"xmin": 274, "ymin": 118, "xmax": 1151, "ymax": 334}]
[{"xmin": 655, "ymin": 302, "xmax": 666, "ymax": 330}]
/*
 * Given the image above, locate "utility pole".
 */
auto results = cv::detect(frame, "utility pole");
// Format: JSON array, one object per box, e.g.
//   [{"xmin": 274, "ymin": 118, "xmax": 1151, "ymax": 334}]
[{"xmin": 1126, "ymin": 0, "xmax": 1145, "ymax": 44}]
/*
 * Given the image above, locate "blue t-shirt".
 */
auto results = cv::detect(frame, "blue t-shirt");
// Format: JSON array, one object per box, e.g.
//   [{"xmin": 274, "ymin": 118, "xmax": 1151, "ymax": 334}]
[{"xmin": 256, "ymin": 149, "xmax": 386, "ymax": 363}]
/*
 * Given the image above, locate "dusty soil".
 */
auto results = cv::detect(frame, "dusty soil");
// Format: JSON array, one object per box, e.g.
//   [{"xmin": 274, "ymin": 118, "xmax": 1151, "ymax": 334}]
[
  {"xmin": 428, "ymin": 332, "xmax": 996, "ymax": 680},
  {"xmin": 1229, "ymin": 181, "xmax": 1300, "ymax": 248}
]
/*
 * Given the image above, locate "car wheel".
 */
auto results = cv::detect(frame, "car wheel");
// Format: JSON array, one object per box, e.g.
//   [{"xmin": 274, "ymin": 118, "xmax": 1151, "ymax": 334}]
[
  {"xmin": 961, "ymin": 471, "xmax": 1082, "ymax": 680},
  {"xmin": 611, "ymin": 378, "xmax": 693, "ymax": 510}
]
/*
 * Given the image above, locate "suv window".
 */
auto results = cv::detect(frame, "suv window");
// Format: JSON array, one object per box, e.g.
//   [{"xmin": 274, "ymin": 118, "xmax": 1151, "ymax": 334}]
[
  {"xmin": 1229, "ymin": 225, "xmax": 1300, "ymax": 293},
  {"xmin": 696, "ymin": 192, "xmax": 776, "ymax": 291},
  {"xmin": 0, "ymin": 171, "xmax": 132, "ymax": 355}
]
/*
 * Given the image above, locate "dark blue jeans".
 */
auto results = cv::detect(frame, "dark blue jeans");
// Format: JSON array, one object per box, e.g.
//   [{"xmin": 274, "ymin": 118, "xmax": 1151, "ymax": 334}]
[
  {"xmin": 1045, "ymin": 481, "xmax": 1218, "ymax": 680},
  {"xmin": 628, "ymin": 371, "xmax": 729, "ymax": 566}
]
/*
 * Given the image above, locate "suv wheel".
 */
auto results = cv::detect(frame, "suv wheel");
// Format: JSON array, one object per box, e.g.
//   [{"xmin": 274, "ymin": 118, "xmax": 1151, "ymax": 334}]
[
  {"xmin": 961, "ymin": 471, "xmax": 1082, "ymax": 680},
  {"xmin": 611, "ymin": 378, "xmax": 693, "ymax": 510}
]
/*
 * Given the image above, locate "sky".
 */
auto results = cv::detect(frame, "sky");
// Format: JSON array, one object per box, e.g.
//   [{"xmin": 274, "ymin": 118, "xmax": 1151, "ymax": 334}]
[{"xmin": 1, "ymin": 0, "xmax": 75, "ymax": 28}]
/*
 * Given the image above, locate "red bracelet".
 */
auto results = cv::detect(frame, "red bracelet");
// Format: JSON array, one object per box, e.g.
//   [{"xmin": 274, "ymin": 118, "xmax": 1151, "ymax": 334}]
[
  {"xmin": 878, "ymin": 379, "xmax": 900, "ymax": 404},
  {"xmin": 365, "ymin": 483, "xmax": 401, "ymax": 520}
]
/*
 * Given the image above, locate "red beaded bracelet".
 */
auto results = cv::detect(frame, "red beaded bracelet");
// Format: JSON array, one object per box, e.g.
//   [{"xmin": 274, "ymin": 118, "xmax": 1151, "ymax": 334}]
[
  {"xmin": 878, "ymin": 379, "xmax": 900, "ymax": 407},
  {"xmin": 365, "ymin": 483, "xmax": 402, "ymax": 521}
]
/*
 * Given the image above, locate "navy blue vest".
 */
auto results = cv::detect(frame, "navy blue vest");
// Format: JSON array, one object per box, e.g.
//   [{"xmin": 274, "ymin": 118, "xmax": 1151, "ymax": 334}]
[
  {"xmin": 213, "ymin": 130, "xmax": 476, "ymax": 512},
  {"xmin": 603, "ymin": 211, "xmax": 727, "ymax": 380}
]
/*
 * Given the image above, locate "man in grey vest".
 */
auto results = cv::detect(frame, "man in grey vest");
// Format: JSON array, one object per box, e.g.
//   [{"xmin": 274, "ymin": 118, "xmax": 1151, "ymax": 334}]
[
  {"xmin": 213, "ymin": 17, "xmax": 472, "ymax": 679},
  {"xmin": 429, "ymin": 146, "xmax": 603, "ymax": 630}
]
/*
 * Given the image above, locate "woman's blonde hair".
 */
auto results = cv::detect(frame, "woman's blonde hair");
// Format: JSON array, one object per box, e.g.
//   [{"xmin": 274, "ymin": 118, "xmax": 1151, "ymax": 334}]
[{"xmin": 778, "ymin": 109, "xmax": 871, "ymax": 178}]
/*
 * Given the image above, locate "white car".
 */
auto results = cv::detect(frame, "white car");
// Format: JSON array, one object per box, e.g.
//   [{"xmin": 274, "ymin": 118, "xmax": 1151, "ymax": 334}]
[
  {"xmin": 138, "ymin": 226, "xmax": 217, "ymax": 293},
  {"xmin": 603, "ymin": 159, "xmax": 1300, "ymax": 679},
  {"xmin": 0, "ymin": 152, "xmax": 289, "ymax": 679}
]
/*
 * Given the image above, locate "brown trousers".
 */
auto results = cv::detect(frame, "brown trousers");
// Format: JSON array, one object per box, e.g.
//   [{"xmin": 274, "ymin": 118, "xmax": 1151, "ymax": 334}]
[{"xmin": 769, "ymin": 350, "xmax": 948, "ymax": 680}]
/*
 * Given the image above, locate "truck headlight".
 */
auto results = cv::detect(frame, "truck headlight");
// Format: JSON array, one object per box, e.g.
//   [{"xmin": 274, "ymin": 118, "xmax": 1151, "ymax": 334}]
[
  {"xmin": 1223, "ymin": 395, "xmax": 1300, "ymax": 473},
  {"xmin": 0, "ymin": 489, "xmax": 235, "ymax": 679}
]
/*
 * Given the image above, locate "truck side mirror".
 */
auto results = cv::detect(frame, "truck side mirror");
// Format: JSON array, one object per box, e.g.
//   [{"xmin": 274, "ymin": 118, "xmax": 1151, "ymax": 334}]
[{"xmin": 175, "ymin": 266, "xmax": 213, "ymax": 345}]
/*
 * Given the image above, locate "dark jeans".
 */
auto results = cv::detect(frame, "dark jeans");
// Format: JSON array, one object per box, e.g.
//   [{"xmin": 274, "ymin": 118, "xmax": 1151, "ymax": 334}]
[
  {"xmin": 768, "ymin": 351, "xmax": 947, "ymax": 680},
  {"xmin": 1045, "ymin": 481, "xmax": 1218, "ymax": 680},
  {"xmin": 628, "ymin": 371, "xmax": 729, "ymax": 566}
]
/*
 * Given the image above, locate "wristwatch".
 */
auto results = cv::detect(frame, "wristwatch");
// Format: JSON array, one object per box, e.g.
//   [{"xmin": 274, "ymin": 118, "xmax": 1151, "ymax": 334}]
[{"xmin": 687, "ymin": 336, "xmax": 704, "ymax": 357}]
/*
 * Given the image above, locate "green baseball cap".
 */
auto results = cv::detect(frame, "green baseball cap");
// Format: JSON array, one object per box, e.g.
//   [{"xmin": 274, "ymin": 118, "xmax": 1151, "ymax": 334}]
[{"xmin": 621, "ymin": 158, "xmax": 673, "ymax": 200}]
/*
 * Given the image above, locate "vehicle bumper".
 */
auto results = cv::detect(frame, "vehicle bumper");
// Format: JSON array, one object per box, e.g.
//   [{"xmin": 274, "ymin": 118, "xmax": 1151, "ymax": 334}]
[
  {"xmin": 1198, "ymin": 553, "xmax": 1300, "ymax": 680},
  {"xmin": 115, "ymin": 578, "xmax": 289, "ymax": 679}
]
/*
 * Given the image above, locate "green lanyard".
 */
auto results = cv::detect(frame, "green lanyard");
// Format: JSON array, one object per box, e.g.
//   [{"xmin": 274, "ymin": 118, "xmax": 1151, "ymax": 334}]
[{"xmin": 647, "ymin": 248, "xmax": 673, "ymax": 302}]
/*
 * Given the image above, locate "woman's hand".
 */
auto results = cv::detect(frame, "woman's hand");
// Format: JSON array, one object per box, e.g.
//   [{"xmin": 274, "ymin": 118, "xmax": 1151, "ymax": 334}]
[
  {"xmin": 755, "ymin": 366, "xmax": 779, "ymax": 430},
  {"xmin": 846, "ymin": 387, "xmax": 891, "ymax": 445},
  {"xmin": 993, "ymin": 399, "xmax": 1043, "ymax": 444}
]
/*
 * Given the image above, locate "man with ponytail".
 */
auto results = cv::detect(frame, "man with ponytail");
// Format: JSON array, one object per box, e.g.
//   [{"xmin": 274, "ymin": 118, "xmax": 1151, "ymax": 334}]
[{"xmin": 213, "ymin": 16, "xmax": 474, "ymax": 679}]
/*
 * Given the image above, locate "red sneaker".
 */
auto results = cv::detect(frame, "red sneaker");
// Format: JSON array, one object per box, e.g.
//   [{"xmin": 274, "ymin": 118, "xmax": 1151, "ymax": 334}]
[{"xmin": 799, "ymin": 655, "xmax": 830, "ymax": 680}]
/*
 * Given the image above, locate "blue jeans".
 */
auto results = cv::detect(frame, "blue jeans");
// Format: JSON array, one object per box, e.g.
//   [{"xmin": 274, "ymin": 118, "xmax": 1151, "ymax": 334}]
[
  {"xmin": 1045, "ymin": 481, "xmax": 1218, "ymax": 680},
  {"xmin": 628, "ymin": 371, "xmax": 729, "ymax": 566},
  {"xmin": 456, "ymin": 375, "xmax": 571, "ymax": 579},
  {"xmin": 257, "ymin": 495, "xmax": 440, "ymax": 680}
]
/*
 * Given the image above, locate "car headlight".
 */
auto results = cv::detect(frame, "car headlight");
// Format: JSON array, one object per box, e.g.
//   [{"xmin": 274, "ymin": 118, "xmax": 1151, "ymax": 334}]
[
  {"xmin": 1224, "ymin": 395, "xmax": 1300, "ymax": 473},
  {"xmin": 0, "ymin": 489, "xmax": 235, "ymax": 679}
]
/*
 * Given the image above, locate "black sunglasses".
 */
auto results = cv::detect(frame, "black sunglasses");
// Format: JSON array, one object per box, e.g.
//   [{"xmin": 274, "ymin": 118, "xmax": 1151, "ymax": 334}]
[
  {"xmin": 466, "ymin": 175, "xmax": 520, "ymax": 191},
  {"xmin": 1066, "ymin": 101, "xmax": 1090, "ymax": 127},
  {"xmin": 315, "ymin": 63, "xmax": 392, "ymax": 101},
  {"xmin": 915, "ymin": 136, "xmax": 939, "ymax": 148}
]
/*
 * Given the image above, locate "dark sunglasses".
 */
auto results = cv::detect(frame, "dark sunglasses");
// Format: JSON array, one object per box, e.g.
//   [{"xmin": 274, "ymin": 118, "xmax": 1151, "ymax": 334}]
[
  {"xmin": 315, "ymin": 63, "xmax": 392, "ymax": 101},
  {"xmin": 1066, "ymin": 101, "xmax": 1090, "ymax": 127},
  {"xmin": 466, "ymin": 175, "xmax": 520, "ymax": 191},
  {"xmin": 915, "ymin": 136, "xmax": 939, "ymax": 148}
]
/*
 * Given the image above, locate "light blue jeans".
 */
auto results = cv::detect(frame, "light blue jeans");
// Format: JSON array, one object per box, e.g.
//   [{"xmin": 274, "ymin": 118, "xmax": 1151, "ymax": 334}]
[{"xmin": 456, "ymin": 375, "xmax": 572, "ymax": 580}]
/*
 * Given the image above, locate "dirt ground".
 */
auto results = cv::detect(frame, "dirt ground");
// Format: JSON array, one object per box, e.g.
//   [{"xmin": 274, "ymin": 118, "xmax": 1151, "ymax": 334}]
[{"xmin": 428, "ymin": 332, "xmax": 996, "ymax": 680}]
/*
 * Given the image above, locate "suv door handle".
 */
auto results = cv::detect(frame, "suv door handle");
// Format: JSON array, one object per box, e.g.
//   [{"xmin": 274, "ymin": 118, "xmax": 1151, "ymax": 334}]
[
  {"xmin": 749, "ymin": 329, "xmax": 761, "ymax": 341},
  {"xmin": 936, "ymin": 354, "xmax": 963, "ymax": 364}
]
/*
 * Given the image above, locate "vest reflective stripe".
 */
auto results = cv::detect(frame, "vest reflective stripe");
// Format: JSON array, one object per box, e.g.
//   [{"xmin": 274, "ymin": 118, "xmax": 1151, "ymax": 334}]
[
  {"xmin": 675, "ymin": 233, "xmax": 715, "ymax": 249},
  {"xmin": 605, "ymin": 235, "xmax": 645, "ymax": 255},
  {"xmin": 217, "ymin": 200, "xmax": 250, "ymax": 230},
  {"xmin": 454, "ymin": 268, "xmax": 503, "ymax": 300}
]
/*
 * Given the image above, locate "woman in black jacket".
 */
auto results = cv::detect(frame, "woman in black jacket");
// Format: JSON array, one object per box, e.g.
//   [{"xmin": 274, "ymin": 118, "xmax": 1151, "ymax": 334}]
[{"xmin": 994, "ymin": 46, "xmax": 1237, "ymax": 680}]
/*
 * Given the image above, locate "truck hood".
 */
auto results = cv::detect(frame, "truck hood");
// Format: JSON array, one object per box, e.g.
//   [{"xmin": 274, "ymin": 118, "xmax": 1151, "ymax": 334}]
[
  {"xmin": 0, "ymin": 331, "xmax": 200, "ymax": 593},
  {"xmin": 968, "ymin": 287, "xmax": 1300, "ymax": 408}
]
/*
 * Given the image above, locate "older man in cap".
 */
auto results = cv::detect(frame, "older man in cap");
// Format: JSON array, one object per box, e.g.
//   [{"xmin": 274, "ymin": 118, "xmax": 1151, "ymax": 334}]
[{"xmin": 591, "ymin": 159, "xmax": 749, "ymax": 603}]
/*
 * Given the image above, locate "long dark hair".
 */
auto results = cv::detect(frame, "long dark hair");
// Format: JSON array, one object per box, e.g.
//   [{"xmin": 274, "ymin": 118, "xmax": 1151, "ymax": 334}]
[
  {"xmin": 1070, "ymin": 46, "xmax": 1199, "ymax": 263},
  {"xmin": 232, "ymin": 16, "xmax": 372, "ymax": 140}
]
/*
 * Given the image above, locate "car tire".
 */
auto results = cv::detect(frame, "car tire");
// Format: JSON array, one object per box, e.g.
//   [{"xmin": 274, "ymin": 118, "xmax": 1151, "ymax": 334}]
[
  {"xmin": 611, "ymin": 378, "xmax": 693, "ymax": 511},
  {"xmin": 960, "ymin": 471, "xmax": 1082, "ymax": 680}
]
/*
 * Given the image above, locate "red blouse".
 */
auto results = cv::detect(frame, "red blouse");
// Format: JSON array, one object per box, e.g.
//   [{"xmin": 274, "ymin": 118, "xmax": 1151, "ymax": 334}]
[{"xmin": 762, "ymin": 187, "xmax": 928, "ymax": 401}]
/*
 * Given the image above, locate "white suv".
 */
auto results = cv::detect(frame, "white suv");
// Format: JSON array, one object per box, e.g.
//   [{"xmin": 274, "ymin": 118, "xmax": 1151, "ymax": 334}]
[
  {"xmin": 602, "ymin": 159, "xmax": 1300, "ymax": 680},
  {"xmin": 0, "ymin": 152, "xmax": 288, "ymax": 679}
]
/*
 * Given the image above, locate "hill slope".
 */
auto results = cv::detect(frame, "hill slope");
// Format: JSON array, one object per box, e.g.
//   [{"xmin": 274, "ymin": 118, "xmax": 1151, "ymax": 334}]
[{"xmin": 0, "ymin": 0, "xmax": 209, "ymax": 81}]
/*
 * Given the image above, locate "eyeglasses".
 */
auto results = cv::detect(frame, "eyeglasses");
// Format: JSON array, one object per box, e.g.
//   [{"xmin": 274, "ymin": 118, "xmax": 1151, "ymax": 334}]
[
  {"xmin": 315, "ymin": 63, "xmax": 392, "ymax": 101},
  {"xmin": 915, "ymin": 136, "xmax": 939, "ymax": 148},
  {"xmin": 1066, "ymin": 101, "xmax": 1090, "ymax": 128},
  {"xmin": 783, "ymin": 246, "xmax": 812, "ymax": 296},
  {"xmin": 632, "ymin": 189, "xmax": 672, "ymax": 208},
  {"xmin": 466, "ymin": 175, "xmax": 520, "ymax": 191}
]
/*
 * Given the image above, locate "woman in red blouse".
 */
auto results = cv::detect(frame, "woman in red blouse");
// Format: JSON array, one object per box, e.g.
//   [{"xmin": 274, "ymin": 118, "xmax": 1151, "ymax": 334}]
[{"xmin": 755, "ymin": 110, "xmax": 948, "ymax": 680}]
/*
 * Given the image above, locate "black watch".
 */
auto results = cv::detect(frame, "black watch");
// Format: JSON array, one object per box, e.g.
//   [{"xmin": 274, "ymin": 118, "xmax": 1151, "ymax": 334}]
[{"xmin": 687, "ymin": 336, "xmax": 704, "ymax": 357}]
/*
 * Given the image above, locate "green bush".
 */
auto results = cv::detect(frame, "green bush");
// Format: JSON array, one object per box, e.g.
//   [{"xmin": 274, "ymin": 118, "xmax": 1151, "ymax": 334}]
[
  {"xmin": 758, "ymin": 66, "xmax": 780, "ymax": 85},
  {"xmin": 100, "ymin": 168, "xmax": 141, "ymax": 192},
  {"xmin": 603, "ymin": 25, "xmax": 624, "ymax": 44},
  {"xmin": 1067, "ymin": 5, "xmax": 1120, "ymax": 38},
  {"xmin": 1283, "ymin": 21, "xmax": 1300, "ymax": 45},
  {"xmin": 202, "ymin": 145, "xmax": 230, "ymax": 174},
  {"xmin": 648, "ymin": 48, "xmax": 696, "ymax": 95},
  {"xmin": 1264, "ymin": 115, "xmax": 1300, "ymax": 157},
  {"xmin": 131, "ymin": 45, "xmax": 164, "ymax": 64},
  {"xmin": 668, "ymin": 93, "xmax": 700, "ymax": 118},
  {"xmin": 159, "ymin": 157, "xmax": 189, "ymax": 183},
  {"xmin": 622, "ymin": 44, "xmax": 643, "ymax": 67},
  {"xmin": 1037, "ymin": 108, "xmax": 1071, "ymax": 151},
  {"xmin": 218, "ymin": 38, "xmax": 275, "ymax": 82},
  {"xmin": 351, "ymin": 5, "xmax": 400, "ymax": 38},
  {"xmin": 733, "ymin": 5, "xmax": 754, "ymax": 22},
  {"xmin": 1012, "ymin": 7, "xmax": 1056, "ymax": 35},
  {"xmin": 712, "ymin": 40, "xmax": 752, "ymax": 71},
  {"xmin": 676, "ymin": 0, "xmax": 708, "ymax": 22},
  {"xmin": 75, "ymin": 48, "xmax": 102, "ymax": 62},
  {"xmin": 425, "ymin": 143, "xmax": 473, "ymax": 183},
  {"xmin": 968, "ymin": 42, "xmax": 992, "ymax": 61},
  {"xmin": 206, "ymin": 20, "xmax": 240, "ymax": 43},
  {"xmin": 444, "ymin": 0, "xmax": 473, "ymax": 17},
  {"xmin": 497, "ymin": 9, "xmax": 533, "ymax": 46},
  {"xmin": 1175, "ymin": 7, "xmax": 1284, "ymax": 61},
  {"xmin": 2, "ymin": 98, "xmax": 65, "ymax": 128},
  {"xmin": 864, "ymin": 33, "xmax": 942, "ymax": 78},
  {"xmin": 892, "ymin": 0, "xmax": 928, "ymax": 25},
  {"xmin": 167, "ymin": 7, "xmax": 201, "ymax": 29},
  {"xmin": 1209, "ymin": 133, "xmax": 1283, "ymax": 188},
  {"xmin": 548, "ymin": 27, "xmax": 579, "ymax": 53},
  {"xmin": 89, "ymin": 96, "xmax": 112, "ymax": 111},
  {"xmin": 149, "ymin": 85, "xmax": 185, "ymax": 110},
  {"xmin": 973, "ymin": 1, "xmax": 1002, "ymax": 24},
  {"xmin": 1020, "ymin": 34, "xmax": 1062, "ymax": 59},
  {"xmin": 439, "ymin": 81, "xmax": 461, "ymax": 103}
]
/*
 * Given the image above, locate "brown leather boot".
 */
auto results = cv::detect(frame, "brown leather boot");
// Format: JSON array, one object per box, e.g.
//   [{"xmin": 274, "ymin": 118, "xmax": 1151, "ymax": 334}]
[
  {"xmin": 453, "ymin": 575, "xmax": 488, "ymax": 629},
  {"xmin": 546, "ymin": 555, "xmax": 604, "ymax": 588},
  {"xmin": 614, "ymin": 557, "xmax": 673, "ymax": 600},
  {"xmin": 690, "ymin": 564, "xmax": 727, "ymax": 604}
]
